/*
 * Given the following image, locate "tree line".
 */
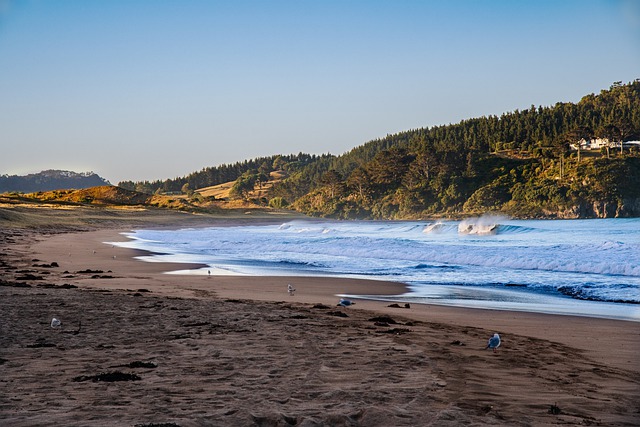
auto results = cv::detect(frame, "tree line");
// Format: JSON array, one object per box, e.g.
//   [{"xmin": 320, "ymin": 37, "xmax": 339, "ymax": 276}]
[
  {"xmin": 118, "ymin": 153, "xmax": 329, "ymax": 195},
  {"xmin": 118, "ymin": 80, "xmax": 640, "ymax": 218},
  {"xmin": 276, "ymin": 80, "xmax": 640, "ymax": 218}
]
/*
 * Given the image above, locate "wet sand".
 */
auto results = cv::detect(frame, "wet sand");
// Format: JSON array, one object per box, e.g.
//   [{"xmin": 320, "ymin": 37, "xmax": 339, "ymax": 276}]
[{"xmin": 1, "ymin": 214, "xmax": 639, "ymax": 426}]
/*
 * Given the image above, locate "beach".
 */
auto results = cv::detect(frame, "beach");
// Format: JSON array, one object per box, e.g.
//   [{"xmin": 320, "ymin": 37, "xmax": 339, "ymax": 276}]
[{"xmin": 1, "ymin": 208, "xmax": 639, "ymax": 426}]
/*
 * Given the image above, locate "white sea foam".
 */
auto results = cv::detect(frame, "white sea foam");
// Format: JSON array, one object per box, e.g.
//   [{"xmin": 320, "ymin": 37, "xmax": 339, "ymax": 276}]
[{"xmin": 111, "ymin": 218, "xmax": 640, "ymax": 315}]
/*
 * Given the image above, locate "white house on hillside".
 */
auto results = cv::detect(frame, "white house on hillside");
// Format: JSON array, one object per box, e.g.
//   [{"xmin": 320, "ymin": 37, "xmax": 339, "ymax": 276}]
[
  {"xmin": 570, "ymin": 138, "xmax": 640, "ymax": 151},
  {"xmin": 570, "ymin": 137, "xmax": 611, "ymax": 151}
]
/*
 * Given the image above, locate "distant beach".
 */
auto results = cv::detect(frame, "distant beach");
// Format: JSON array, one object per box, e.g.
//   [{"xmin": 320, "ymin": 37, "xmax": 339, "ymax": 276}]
[{"xmin": 1, "ymin": 208, "xmax": 639, "ymax": 425}]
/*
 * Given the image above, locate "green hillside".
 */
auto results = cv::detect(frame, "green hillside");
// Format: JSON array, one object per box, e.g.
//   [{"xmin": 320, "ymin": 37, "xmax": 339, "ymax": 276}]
[
  {"xmin": 275, "ymin": 80, "xmax": 640, "ymax": 219},
  {"xmin": 122, "ymin": 80, "xmax": 640, "ymax": 219}
]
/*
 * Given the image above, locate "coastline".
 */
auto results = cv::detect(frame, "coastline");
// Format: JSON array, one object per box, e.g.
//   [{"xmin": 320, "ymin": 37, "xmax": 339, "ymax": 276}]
[
  {"xmin": 2, "ymin": 214, "xmax": 640, "ymax": 425},
  {"xmin": 113, "ymin": 217, "xmax": 640, "ymax": 323},
  {"xmin": 26, "ymin": 227, "xmax": 640, "ymax": 371}
]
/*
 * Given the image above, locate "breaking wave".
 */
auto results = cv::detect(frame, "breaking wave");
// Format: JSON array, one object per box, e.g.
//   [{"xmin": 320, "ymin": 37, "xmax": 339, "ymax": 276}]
[{"xmin": 115, "ymin": 218, "xmax": 640, "ymax": 308}]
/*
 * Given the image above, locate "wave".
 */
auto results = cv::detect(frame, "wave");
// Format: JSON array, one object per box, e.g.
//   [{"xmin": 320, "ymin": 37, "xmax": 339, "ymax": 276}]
[
  {"xmin": 279, "ymin": 219, "xmax": 542, "ymax": 238},
  {"xmin": 125, "ymin": 219, "xmax": 640, "ymax": 308},
  {"xmin": 496, "ymin": 224, "xmax": 538, "ymax": 234},
  {"xmin": 411, "ymin": 263, "xmax": 459, "ymax": 271},
  {"xmin": 423, "ymin": 222, "xmax": 453, "ymax": 234},
  {"xmin": 557, "ymin": 284, "xmax": 640, "ymax": 304},
  {"xmin": 275, "ymin": 259, "xmax": 328, "ymax": 269},
  {"xmin": 458, "ymin": 214, "xmax": 504, "ymax": 235},
  {"xmin": 506, "ymin": 281, "xmax": 640, "ymax": 304}
]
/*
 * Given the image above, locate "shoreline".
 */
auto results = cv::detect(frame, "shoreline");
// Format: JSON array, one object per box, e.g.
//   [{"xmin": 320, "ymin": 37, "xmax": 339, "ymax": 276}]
[
  {"xmin": 2, "ymin": 214, "xmax": 640, "ymax": 425},
  {"xmin": 26, "ymin": 227, "xmax": 640, "ymax": 371},
  {"xmin": 115, "ymin": 222, "xmax": 640, "ymax": 323}
]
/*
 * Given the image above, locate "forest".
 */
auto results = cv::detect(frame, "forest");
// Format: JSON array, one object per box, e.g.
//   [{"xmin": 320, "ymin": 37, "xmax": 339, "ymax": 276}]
[
  {"xmin": 0, "ymin": 170, "xmax": 110, "ymax": 193},
  {"xmin": 120, "ymin": 80, "xmax": 640, "ymax": 219}
]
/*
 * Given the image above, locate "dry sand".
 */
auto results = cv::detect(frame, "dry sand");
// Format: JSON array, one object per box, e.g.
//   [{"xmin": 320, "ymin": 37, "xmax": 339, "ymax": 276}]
[{"xmin": 1, "ymin": 209, "xmax": 639, "ymax": 426}]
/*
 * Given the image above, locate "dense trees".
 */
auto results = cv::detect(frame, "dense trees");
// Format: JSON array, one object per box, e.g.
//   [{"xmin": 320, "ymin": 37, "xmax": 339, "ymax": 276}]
[
  {"xmin": 0, "ymin": 170, "xmax": 110, "ymax": 193},
  {"xmin": 117, "ymin": 80, "xmax": 640, "ymax": 218},
  {"xmin": 118, "ymin": 153, "xmax": 329, "ymax": 195},
  {"xmin": 286, "ymin": 80, "xmax": 640, "ymax": 218}
]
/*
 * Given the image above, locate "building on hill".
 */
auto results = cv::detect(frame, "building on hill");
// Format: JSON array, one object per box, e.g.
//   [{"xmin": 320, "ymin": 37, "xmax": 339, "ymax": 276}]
[
  {"xmin": 570, "ymin": 138, "xmax": 611, "ymax": 151},
  {"xmin": 570, "ymin": 138, "xmax": 640, "ymax": 151}
]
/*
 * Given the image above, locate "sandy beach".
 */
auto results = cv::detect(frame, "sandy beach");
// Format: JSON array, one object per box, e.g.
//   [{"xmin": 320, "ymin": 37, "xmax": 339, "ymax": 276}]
[{"xmin": 1, "ymin": 208, "xmax": 639, "ymax": 426}]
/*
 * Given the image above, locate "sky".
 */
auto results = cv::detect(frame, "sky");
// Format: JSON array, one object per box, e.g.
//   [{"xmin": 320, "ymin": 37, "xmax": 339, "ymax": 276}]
[{"xmin": 1, "ymin": 0, "xmax": 639, "ymax": 184}]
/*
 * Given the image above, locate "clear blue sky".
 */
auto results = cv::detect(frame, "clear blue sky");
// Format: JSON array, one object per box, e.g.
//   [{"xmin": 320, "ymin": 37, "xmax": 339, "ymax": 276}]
[{"xmin": 1, "ymin": 0, "xmax": 639, "ymax": 184}]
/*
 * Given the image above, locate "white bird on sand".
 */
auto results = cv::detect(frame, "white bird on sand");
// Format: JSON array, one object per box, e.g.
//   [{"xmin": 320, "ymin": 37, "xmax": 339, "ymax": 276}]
[
  {"xmin": 287, "ymin": 284, "xmax": 296, "ymax": 296},
  {"xmin": 337, "ymin": 298, "xmax": 355, "ymax": 307},
  {"xmin": 51, "ymin": 318, "xmax": 61, "ymax": 328},
  {"xmin": 486, "ymin": 333, "xmax": 501, "ymax": 352}
]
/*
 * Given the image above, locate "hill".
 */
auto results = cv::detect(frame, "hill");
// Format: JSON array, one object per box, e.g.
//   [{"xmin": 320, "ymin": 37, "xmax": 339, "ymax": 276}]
[
  {"xmin": 0, "ymin": 170, "xmax": 110, "ymax": 193},
  {"xmin": 196, "ymin": 170, "xmax": 287, "ymax": 200},
  {"xmin": 0, "ymin": 183, "xmax": 296, "ymax": 218},
  {"xmin": 273, "ymin": 80, "xmax": 640, "ymax": 219},
  {"xmin": 115, "ymin": 80, "xmax": 640, "ymax": 219}
]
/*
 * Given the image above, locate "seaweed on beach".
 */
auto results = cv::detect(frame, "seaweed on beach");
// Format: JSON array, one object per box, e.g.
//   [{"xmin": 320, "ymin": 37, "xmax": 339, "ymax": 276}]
[
  {"xmin": 0, "ymin": 280, "xmax": 31, "ymax": 288},
  {"xmin": 37, "ymin": 283, "xmax": 78, "ymax": 289},
  {"xmin": 134, "ymin": 423, "xmax": 181, "ymax": 427},
  {"xmin": 377, "ymin": 327, "xmax": 412, "ymax": 335},
  {"xmin": 387, "ymin": 303, "xmax": 411, "ymax": 309},
  {"xmin": 128, "ymin": 361, "xmax": 158, "ymax": 369},
  {"xmin": 15, "ymin": 274, "xmax": 44, "ymax": 281},
  {"xmin": 328, "ymin": 310, "xmax": 349, "ymax": 318},
  {"xmin": 369, "ymin": 315, "xmax": 398, "ymax": 324},
  {"xmin": 26, "ymin": 342, "xmax": 56, "ymax": 348},
  {"xmin": 549, "ymin": 403, "xmax": 562, "ymax": 415},
  {"xmin": 73, "ymin": 371, "xmax": 141, "ymax": 382},
  {"xmin": 32, "ymin": 262, "xmax": 59, "ymax": 268},
  {"xmin": 181, "ymin": 321, "xmax": 210, "ymax": 327},
  {"xmin": 286, "ymin": 314, "xmax": 309, "ymax": 319}
]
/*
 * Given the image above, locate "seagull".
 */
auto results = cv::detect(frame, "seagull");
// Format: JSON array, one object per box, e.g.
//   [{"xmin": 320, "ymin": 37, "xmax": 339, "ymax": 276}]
[
  {"xmin": 287, "ymin": 284, "xmax": 296, "ymax": 296},
  {"xmin": 337, "ymin": 298, "xmax": 355, "ymax": 307},
  {"xmin": 486, "ymin": 333, "xmax": 501, "ymax": 352},
  {"xmin": 51, "ymin": 318, "xmax": 61, "ymax": 328}
]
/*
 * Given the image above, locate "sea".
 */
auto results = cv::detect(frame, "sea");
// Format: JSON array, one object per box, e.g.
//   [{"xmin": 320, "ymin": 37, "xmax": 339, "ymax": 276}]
[{"xmin": 110, "ymin": 216, "xmax": 640, "ymax": 321}]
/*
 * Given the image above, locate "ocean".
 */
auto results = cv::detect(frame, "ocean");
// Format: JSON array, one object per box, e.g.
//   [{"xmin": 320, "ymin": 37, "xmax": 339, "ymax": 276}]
[{"xmin": 111, "ymin": 216, "xmax": 640, "ymax": 321}]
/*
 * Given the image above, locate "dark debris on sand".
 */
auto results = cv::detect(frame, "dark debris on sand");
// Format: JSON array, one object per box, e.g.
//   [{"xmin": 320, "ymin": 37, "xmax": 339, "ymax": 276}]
[
  {"xmin": 134, "ymin": 423, "xmax": 181, "ymax": 427},
  {"xmin": 127, "ymin": 361, "xmax": 158, "ymax": 369},
  {"xmin": 73, "ymin": 371, "xmax": 142, "ymax": 382}
]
